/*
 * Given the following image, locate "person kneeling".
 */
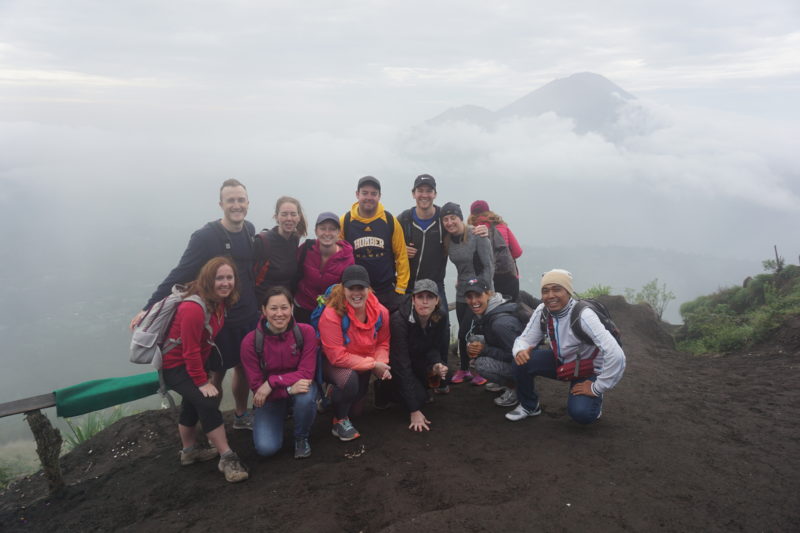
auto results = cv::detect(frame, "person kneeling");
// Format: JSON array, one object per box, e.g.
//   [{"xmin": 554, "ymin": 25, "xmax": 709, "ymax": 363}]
[
  {"xmin": 460, "ymin": 279, "xmax": 525, "ymax": 407},
  {"xmin": 240, "ymin": 287, "xmax": 318, "ymax": 459},
  {"xmin": 382, "ymin": 280, "xmax": 449, "ymax": 431},
  {"xmin": 507, "ymin": 269, "xmax": 626, "ymax": 424}
]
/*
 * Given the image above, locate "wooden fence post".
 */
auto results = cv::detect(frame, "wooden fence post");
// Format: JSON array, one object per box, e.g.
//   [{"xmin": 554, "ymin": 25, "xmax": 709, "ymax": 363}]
[{"xmin": 24, "ymin": 409, "xmax": 64, "ymax": 495}]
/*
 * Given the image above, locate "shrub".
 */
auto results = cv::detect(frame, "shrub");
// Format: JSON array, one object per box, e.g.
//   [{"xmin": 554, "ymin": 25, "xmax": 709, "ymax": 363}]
[
  {"xmin": 64, "ymin": 406, "xmax": 129, "ymax": 451},
  {"xmin": 626, "ymin": 279, "xmax": 675, "ymax": 319},
  {"xmin": 577, "ymin": 284, "xmax": 612, "ymax": 299}
]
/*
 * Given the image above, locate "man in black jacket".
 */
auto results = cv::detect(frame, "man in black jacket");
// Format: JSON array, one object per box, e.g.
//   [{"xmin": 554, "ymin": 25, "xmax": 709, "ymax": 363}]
[{"xmin": 130, "ymin": 179, "xmax": 258, "ymax": 430}]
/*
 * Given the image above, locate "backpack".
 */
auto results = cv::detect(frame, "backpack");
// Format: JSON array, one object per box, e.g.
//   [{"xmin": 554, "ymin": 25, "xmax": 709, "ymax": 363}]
[
  {"xmin": 253, "ymin": 322, "xmax": 304, "ymax": 373},
  {"xmin": 540, "ymin": 298, "xmax": 622, "ymax": 346},
  {"xmin": 487, "ymin": 225, "xmax": 516, "ymax": 276},
  {"xmin": 130, "ymin": 284, "xmax": 213, "ymax": 369},
  {"xmin": 252, "ymin": 230, "xmax": 272, "ymax": 289}
]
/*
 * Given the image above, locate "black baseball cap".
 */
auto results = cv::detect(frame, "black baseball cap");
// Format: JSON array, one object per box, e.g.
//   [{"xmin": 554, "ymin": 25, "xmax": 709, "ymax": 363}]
[
  {"xmin": 357, "ymin": 176, "xmax": 381, "ymax": 191},
  {"xmin": 464, "ymin": 278, "xmax": 489, "ymax": 295},
  {"xmin": 342, "ymin": 264, "xmax": 371, "ymax": 288},
  {"xmin": 413, "ymin": 174, "xmax": 437, "ymax": 191}
]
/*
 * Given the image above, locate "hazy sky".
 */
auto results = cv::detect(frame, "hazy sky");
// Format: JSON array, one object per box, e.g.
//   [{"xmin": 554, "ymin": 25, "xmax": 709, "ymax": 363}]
[{"xmin": 1, "ymin": 0, "xmax": 798, "ymax": 261}]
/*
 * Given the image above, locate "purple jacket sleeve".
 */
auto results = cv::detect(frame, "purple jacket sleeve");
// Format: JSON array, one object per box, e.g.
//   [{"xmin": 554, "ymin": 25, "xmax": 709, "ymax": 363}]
[{"xmin": 239, "ymin": 329, "xmax": 266, "ymax": 393}]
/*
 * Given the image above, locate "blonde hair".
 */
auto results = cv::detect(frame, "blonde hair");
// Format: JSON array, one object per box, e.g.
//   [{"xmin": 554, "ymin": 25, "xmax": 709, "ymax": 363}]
[{"xmin": 467, "ymin": 210, "xmax": 506, "ymax": 227}]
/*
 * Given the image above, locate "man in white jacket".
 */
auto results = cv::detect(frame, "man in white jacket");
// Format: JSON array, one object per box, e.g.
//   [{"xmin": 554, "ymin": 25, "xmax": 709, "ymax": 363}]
[{"xmin": 506, "ymin": 269, "xmax": 626, "ymax": 424}]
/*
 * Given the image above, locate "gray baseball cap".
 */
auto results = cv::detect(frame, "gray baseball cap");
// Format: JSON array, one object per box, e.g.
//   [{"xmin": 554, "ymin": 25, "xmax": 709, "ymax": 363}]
[{"xmin": 412, "ymin": 279, "xmax": 439, "ymax": 296}]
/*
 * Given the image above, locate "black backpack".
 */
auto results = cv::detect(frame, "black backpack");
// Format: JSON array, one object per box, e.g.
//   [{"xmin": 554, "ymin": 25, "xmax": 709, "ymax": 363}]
[
  {"xmin": 253, "ymin": 323, "xmax": 304, "ymax": 373},
  {"xmin": 541, "ymin": 299, "xmax": 622, "ymax": 346}
]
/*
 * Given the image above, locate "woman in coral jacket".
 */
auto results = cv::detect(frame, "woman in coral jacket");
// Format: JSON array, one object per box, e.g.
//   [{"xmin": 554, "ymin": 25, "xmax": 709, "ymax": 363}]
[
  {"xmin": 240, "ymin": 286, "xmax": 318, "ymax": 459},
  {"xmin": 293, "ymin": 211, "xmax": 355, "ymax": 324},
  {"xmin": 160, "ymin": 256, "xmax": 249, "ymax": 483},
  {"xmin": 318, "ymin": 264, "xmax": 391, "ymax": 442}
]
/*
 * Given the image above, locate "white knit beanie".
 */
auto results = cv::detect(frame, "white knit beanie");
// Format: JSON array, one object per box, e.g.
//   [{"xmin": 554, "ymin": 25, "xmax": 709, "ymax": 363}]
[{"xmin": 540, "ymin": 269, "xmax": 575, "ymax": 296}]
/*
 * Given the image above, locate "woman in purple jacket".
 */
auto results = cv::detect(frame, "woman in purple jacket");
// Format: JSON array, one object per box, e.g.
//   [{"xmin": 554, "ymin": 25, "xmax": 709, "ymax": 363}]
[
  {"xmin": 240, "ymin": 286, "xmax": 318, "ymax": 459},
  {"xmin": 293, "ymin": 211, "xmax": 356, "ymax": 324}
]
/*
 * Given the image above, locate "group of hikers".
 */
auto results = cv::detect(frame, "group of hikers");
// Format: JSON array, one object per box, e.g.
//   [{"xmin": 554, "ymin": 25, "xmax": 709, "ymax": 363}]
[{"xmin": 130, "ymin": 175, "xmax": 626, "ymax": 483}]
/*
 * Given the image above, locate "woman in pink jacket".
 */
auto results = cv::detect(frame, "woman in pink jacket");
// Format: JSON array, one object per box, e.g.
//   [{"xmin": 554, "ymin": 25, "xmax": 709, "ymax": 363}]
[
  {"xmin": 294, "ymin": 211, "xmax": 355, "ymax": 324},
  {"xmin": 240, "ymin": 286, "xmax": 318, "ymax": 459},
  {"xmin": 468, "ymin": 200, "xmax": 523, "ymax": 301},
  {"xmin": 318, "ymin": 264, "xmax": 391, "ymax": 441},
  {"xmin": 160, "ymin": 256, "xmax": 249, "ymax": 483}
]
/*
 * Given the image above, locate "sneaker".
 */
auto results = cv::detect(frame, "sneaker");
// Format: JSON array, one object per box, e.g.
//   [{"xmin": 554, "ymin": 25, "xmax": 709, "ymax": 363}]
[
  {"xmin": 179, "ymin": 445, "xmax": 218, "ymax": 466},
  {"xmin": 493, "ymin": 389, "xmax": 518, "ymax": 407},
  {"xmin": 434, "ymin": 384, "xmax": 450, "ymax": 394},
  {"xmin": 470, "ymin": 374, "xmax": 488, "ymax": 386},
  {"xmin": 505, "ymin": 403, "xmax": 542, "ymax": 421},
  {"xmin": 451, "ymin": 370, "xmax": 472, "ymax": 384},
  {"xmin": 294, "ymin": 437, "xmax": 311, "ymax": 459},
  {"xmin": 233, "ymin": 410, "xmax": 253, "ymax": 431},
  {"xmin": 331, "ymin": 417, "xmax": 361, "ymax": 441},
  {"xmin": 485, "ymin": 382, "xmax": 506, "ymax": 393},
  {"xmin": 218, "ymin": 451, "xmax": 249, "ymax": 483}
]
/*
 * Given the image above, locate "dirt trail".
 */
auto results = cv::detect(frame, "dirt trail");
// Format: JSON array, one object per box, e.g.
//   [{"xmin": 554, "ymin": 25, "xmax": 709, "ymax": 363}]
[{"xmin": 2, "ymin": 296, "xmax": 798, "ymax": 532}]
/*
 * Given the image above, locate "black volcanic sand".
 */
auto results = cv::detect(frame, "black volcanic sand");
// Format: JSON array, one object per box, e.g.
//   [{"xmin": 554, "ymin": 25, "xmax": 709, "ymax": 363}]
[{"xmin": 2, "ymin": 296, "xmax": 798, "ymax": 532}]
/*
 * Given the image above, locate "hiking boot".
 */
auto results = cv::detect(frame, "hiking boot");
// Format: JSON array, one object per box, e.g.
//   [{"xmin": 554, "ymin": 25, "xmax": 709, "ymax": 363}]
[
  {"xmin": 218, "ymin": 451, "xmax": 249, "ymax": 483},
  {"xmin": 470, "ymin": 374, "xmax": 488, "ymax": 386},
  {"xmin": 294, "ymin": 437, "xmax": 311, "ymax": 459},
  {"xmin": 331, "ymin": 417, "xmax": 361, "ymax": 441},
  {"xmin": 179, "ymin": 445, "xmax": 218, "ymax": 466},
  {"xmin": 233, "ymin": 410, "xmax": 253, "ymax": 431},
  {"xmin": 434, "ymin": 384, "xmax": 450, "ymax": 394},
  {"xmin": 451, "ymin": 370, "xmax": 472, "ymax": 384},
  {"xmin": 505, "ymin": 403, "xmax": 542, "ymax": 421},
  {"xmin": 493, "ymin": 389, "xmax": 518, "ymax": 407},
  {"xmin": 485, "ymin": 382, "xmax": 507, "ymax": 393}
]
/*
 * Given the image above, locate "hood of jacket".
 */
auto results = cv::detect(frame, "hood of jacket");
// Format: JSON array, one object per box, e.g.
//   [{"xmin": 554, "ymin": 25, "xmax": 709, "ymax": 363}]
[{"xmin": 347, "ymin": 201, "xmax": 389, "ymax": 224}]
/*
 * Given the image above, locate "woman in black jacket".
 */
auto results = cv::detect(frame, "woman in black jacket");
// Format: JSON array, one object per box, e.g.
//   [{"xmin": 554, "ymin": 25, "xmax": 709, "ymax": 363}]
[
  {"xmin": 382, "ymin": 279, "xmax": 449, "ymax": 431},
  {"xmin": 461, "ymin": 278, "xmax": 526, "ymax": 408}
]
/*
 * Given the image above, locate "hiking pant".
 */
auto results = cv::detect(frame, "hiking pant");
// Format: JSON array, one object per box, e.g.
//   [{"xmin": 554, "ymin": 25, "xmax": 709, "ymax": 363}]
[
  {"xmin": 323, "ymin": 361, "xmax": 371, "ymax": 420},
  {"xmin": 456, "ymin": 302, "xmax": 470, "ymax": 371},
  {"xmin": 474, "ymin": 355, "xmax": 514, "ymax": 386},
  {"xmin": 252, "ymin": 382, "xmax": 318, "ymax": 457},
  {"xmin": 163, "ymin": 366, "xmax": 224, "ymax": 433},
  {"xmin": 513, "ymin": 348, "xmax": 603, "ymax": 425}
]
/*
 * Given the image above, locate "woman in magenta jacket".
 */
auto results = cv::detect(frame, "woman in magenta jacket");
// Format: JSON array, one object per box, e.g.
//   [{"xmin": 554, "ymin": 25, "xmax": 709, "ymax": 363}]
[
  {"xmin": 293, "ymin": 211, "xmax": 355, "ymax": 324},
  {"xmin": 240, "ymin": 286, "xmax": 318, "ymax": 459},
  {"xmin": 468, "ymin": 200, "xmax": 523, "ymax": 301}
]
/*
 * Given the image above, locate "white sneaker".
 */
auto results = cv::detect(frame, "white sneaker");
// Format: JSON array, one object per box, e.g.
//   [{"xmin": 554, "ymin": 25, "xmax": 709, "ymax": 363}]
[
  {"xmin": 493, "ymin": 389, "xmax": 518, "ymax": 407},
  {"xmin": 505, "ymin": 403, "xmax": 542, "ymax": 421},
  {"xmin": 485, "ymin": 382, "xmax": 506, "ymax": 393}
]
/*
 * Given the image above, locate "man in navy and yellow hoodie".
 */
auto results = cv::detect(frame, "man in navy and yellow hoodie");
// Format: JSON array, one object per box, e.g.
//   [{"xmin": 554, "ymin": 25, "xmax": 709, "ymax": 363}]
[{"xmin": 340, "ymin": 176, "xmax": 409, "ymax": 312}]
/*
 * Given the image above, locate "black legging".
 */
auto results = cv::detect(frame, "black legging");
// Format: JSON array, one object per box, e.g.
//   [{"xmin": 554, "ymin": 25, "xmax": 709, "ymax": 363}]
[
  {"xmin": 323, "ymin": 361, "xmax": 371, "ymax": 420},
  {"xmin": 494, "ymin": 273, "xmax": 519, "ymax": 302},
  {"xmin": 162, "ymin": 366, "xmax": 224, "ymax": 433},
  {"xmin": 456, "ymin": 302, "xmax": 470, "ymax": 371}
]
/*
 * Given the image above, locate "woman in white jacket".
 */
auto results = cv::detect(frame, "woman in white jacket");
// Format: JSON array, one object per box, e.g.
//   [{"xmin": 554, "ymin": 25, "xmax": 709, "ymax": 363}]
[{"xmin": 506, "ymin": 269, "xmax": 626, "ymax": 424}]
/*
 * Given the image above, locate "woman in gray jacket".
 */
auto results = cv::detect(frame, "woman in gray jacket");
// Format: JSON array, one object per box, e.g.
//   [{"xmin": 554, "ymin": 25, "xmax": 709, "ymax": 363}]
[{"xmin": 441, "ymin": 202, "xmax": 494, "ymax": 385}]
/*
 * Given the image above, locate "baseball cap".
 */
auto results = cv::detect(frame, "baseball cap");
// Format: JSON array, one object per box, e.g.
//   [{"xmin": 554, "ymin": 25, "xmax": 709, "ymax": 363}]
[
  {"xmin": 341, "ymin": 264, "xmax": 371, "ymax": 288},
  {"xmin": 357, "ymin": 176, "xmax": 381, "ymax": 191},
  {"xmin": 412, "ymin": 279, "xmax": 439, "ymax": 296},
  {"xmin": 315, "ymin": 211, "xmax": 340, "ymax": 228},
  {"xmin": 413, "ymin": 174, "xmax": 437, "ymax": 191},
  {"xmin": 464, "ymin": 278, "xmax": 489, "ymax": 295}
]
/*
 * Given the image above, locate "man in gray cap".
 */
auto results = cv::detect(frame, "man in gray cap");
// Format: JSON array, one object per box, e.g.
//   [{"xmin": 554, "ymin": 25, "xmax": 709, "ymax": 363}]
[{"xmin": 340, "ymin": 176, "xmax": 409, "ymax": 312}]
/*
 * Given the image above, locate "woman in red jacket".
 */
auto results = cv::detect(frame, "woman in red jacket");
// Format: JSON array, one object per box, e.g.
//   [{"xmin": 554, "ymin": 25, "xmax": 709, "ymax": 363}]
[
  {"xmin": 240, "ymin": 286, "xmax": 318, "ymax": 459},
  {"xmin": 468, "ymin": 200, "xmax": 523, "ymax": 301},
  {"xmin": 161, "ymin": 256, "xmax": 249, "ymax": 483},
  {"xmin": 318, "ymin": 264, "xmax": 391, "ymax": 441}
]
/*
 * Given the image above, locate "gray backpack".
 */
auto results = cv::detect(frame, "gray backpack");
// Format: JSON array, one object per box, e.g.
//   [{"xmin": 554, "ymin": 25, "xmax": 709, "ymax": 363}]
[{"xmin": 129, "ymin": 285, "xmax": 212, "ymax": 370}]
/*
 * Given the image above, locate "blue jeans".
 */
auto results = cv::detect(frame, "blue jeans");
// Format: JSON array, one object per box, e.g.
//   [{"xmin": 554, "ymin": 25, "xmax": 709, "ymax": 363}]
[
  {"xmin": 514, "ymin": 348, "xmax": 603, "ymax": 425},
  {"xmin": 253, "ymin": 382, "xmax": 318, "ymax": 457}
]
